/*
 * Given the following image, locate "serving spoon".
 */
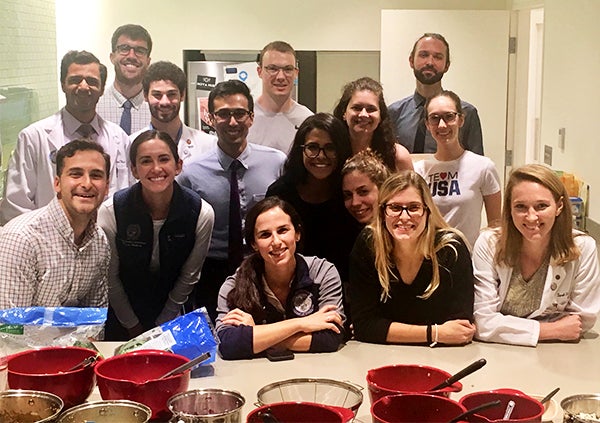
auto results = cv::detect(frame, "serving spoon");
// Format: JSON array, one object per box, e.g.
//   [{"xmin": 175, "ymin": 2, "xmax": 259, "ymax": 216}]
[
  {"xmin": 157, "ymin": 351, "xmax": 211, "ymax": 379},
  {"xmin": 430, "ymin": 358, "xmax": 487, "ymax": 391},
  {"xmin": 448, "ymin": 399, "xmax": 502, "ymax": 423}
]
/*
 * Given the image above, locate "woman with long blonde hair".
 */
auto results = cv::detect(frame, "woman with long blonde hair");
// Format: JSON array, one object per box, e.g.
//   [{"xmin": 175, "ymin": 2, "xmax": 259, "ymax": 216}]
[
  {"xmin": 349, "ymin": 170, "xmax": 475, "ymax": 345},
  {"xmin": 473, "ymin": 164, "xmax": 600, "ymax": 346}
]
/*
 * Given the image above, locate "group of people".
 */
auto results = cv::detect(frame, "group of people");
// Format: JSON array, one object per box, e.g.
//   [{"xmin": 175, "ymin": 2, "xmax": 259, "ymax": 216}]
[{"xmin": 0, "ymin": 25, "xmax": 598, "ymax": 360}]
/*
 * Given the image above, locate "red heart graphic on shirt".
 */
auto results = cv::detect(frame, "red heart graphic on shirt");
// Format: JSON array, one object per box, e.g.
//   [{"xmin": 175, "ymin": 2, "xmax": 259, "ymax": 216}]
[{"xmin": 439, "ymin": 172, "xmax": 447, "ymax": 180}]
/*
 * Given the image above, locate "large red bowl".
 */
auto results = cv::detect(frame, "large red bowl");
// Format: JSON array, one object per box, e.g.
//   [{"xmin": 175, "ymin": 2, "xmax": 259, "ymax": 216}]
[
  {"xmin": 366, "ymin": 364, "xmax": 462, "ymax": 403},
  {"xmin": 459, "ymin": 389, "xmax": 544, "ymax": 422},
  {"xmin": 371, "ymin": 393, "xmax": 467, "ymax": 423},
  {"xmin": 94, "ymin": 350, "xmax": 190, "ymax": 421},
  {"xmin": 7, "ymin": 346, "xmax": 98, "ymax": 409}
]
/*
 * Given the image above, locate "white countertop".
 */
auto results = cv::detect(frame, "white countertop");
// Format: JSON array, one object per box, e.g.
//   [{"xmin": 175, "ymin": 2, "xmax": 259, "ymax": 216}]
[{"xmin": 92, "ymin": 329, "xmax": 600, "ymax": 422}]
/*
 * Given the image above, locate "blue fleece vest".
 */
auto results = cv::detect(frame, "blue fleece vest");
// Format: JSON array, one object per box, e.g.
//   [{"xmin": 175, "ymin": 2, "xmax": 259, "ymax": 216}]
[{"xmin": 113, "ymin": 182, "xmax": 201, "ymax": 326}]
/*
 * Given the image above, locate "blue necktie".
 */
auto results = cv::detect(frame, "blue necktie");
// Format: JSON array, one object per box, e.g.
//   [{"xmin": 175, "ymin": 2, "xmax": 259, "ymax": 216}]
[
  {"xmin": 228, "ymin": 160, "xmax": 243, "ymax": 272},
  {"xmin": 120, "ymin": 100, "xmax": 133, "ymax": 135}
]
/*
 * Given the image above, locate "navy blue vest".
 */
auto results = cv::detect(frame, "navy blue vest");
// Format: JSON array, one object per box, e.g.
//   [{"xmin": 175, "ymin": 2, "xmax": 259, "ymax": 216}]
[{"xmin": 113, "ymin": 182, "xmax": 201, "ymax": 326}]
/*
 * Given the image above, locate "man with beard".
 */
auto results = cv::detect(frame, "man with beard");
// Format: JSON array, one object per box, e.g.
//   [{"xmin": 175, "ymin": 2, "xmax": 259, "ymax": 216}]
[
  {"xmin": 97, "ymin": 24, "xmax": 152, "ymax": 135},
  {"xmin": 0, "ymin": 51, "xmax": 130, "ymax": 224},
  {"xmin": 130, "ymin": 61, "xmax": 216, "ymax": 167},
  {"xmin": 246, "ymin": 41, "xmax": 313, "ymax": 155},
  {"xmin": 178, "ymin": 80, "xmax": 286, "ymax": 322},
  {"xmin": 388, "ymin": 33, "xmax": 483, "ymax": 155}
]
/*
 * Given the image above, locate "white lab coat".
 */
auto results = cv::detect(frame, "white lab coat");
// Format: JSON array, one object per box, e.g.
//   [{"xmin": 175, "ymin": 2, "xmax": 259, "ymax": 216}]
[
  {"xmin": 0, "ymin": 109, "xmax": 131, "ymax": 224},
  {"xmin": 473, "ymin": 228, "xmax": 600, "ymax": 346}
]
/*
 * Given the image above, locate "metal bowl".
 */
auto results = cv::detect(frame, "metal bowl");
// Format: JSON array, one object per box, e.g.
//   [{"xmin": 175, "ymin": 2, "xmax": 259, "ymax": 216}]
[
  {"xmin": 0, "ymin": 389, "xmax": 64, "ymax": 423},
  {"xmin": 561, "ymin": 394, "xmax": 600, "ymax": 423},
  {"xmin": 55, "ymin": 399, "xmax": 151, "ymax": 423},
  {"xmin": 167, "ymin": 389, "xmax": 245, "ymax": 423},
  {"xmin": 256, "ymin": 378, "xmax": 363, "ymax": 417}
]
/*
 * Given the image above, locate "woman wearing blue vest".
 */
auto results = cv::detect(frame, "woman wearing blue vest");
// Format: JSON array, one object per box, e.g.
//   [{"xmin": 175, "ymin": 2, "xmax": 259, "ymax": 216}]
[
  {"xmin": 98, "ymin": 130, "xmax": 214, "ymax": 340},
  {"xmin": 215, "ymin": 196, "xmax": 345, "ymax": 360}
]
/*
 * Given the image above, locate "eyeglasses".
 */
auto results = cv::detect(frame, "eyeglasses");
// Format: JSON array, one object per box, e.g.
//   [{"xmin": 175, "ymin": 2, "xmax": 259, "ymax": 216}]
[
  {"xmin": 115, "ymin": 44, "xmax": 149, "ymax": 57},
  {"xmin": 263, "ymin": 65, "xmax": 297, "ymax": 76},
  {"xmin": 382, "ymin": 202, "xmax": 427, "ymax": 218},
  {"xmin": 212, "ymin": 108, "xmax": 252, "ymax": 122},
  {"xmin": 301, "ymin": 143, "xmax": 337, "ymax": 159},
  {"xmin": 426, "ymin": 111, "xmax": 461, "ymax": 126}
]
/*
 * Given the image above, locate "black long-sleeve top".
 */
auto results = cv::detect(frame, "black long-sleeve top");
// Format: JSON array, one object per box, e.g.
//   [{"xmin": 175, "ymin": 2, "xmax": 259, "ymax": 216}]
[{"xmin": 349, "ymin": 227, "xmax": 474, "ymax": 344}]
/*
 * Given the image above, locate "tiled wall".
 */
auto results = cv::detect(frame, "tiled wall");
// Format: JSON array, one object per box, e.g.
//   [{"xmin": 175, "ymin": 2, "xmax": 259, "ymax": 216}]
[{"xmin": 0, "ymin": 0, "xmax": 58, "ymax": 184}]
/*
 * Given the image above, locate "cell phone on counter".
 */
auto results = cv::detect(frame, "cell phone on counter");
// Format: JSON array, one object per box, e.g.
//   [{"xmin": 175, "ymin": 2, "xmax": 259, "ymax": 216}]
[{"xmin": 266, "ymin": 347, "xmax": 294, "ymax": 362}]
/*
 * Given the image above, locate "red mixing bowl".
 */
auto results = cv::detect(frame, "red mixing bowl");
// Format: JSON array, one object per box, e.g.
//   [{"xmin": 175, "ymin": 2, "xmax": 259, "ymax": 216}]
[
  {"xmin": 371, "ymin": 393, "xmax": 467, "ymax": 423},
  {"xmin": 94, "ymin": 349, "xmax": 190, "ymax": 421},
  {"xmin": 367, "ymin": 364, "xmax": 462, "ymax": 403},
  {"xmin": 459, "ymin": 389, "xmax": 544, "ymax": 422},
  {"xmin": 7, "ymin": 346, "xmax": 98, "ymax": 409},
  {"xmin": 247, "ymin": 402, "xmax": 355, "ymax": 423}
]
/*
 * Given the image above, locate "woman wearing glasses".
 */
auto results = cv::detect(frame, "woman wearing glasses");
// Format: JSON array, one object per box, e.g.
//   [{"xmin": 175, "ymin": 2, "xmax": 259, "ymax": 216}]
[
  {"xmin": 414, "ymin": 90, "xmax": 501, "ymax": 246},
  {"xmin": 349, "ymin": 170, "xmax": 475, "ymax": 345},
  {"xmin": 267, "ymin": 113, "xmax": 360, "ymax": 284},
  {"xmin": 473, "ymin": 164, "xmax": 600, "ymax": 346},
  {"xmin": 215, "ymin": 197, "xmax": 345, "ymax": 359},
  {"xmin": 333, "ymin": 77, "xmax": 413, "ymax": 172}
]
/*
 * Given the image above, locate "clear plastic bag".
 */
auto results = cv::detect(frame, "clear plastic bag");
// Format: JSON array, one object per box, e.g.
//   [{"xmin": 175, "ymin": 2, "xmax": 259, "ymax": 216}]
[{"xmin": 0, "ymin": 307, "xmax": 107, "ymax": 355}]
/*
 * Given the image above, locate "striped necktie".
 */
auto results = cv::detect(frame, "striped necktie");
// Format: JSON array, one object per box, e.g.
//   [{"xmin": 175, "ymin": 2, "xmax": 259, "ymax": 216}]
[{"xmin": 120, "ymin": 100, "xmax": 133, "ymax": 135}]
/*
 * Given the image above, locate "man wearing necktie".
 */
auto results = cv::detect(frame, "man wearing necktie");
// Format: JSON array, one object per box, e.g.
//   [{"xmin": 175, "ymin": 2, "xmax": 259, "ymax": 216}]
[
  {"xmin": 178, "ymin": 80, "xmax": 286, "ymax": 322},
  {"xmin": 97, "ymin": 24, "xmax": 152, "ymax": 135},
  {"xmin": 0, "ymin": 50, "xmax": 130, "ymax": 224},
  {"xmin": 388, "ymin": 33, "xmax": 484, "ymax": 155}
]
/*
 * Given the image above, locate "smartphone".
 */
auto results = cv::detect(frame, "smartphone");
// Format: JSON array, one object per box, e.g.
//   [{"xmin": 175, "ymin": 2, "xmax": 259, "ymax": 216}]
[{"xmin": 266, "ymin": 347, "xmax": 294, "ymax": 362}]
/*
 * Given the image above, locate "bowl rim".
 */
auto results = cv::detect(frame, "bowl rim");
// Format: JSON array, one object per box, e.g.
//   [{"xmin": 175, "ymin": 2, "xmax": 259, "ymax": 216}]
[
  {"xmin": 168, "ymin": 389, "xmax": 246, "ymax": 418},
  {"xmin": 94, "ymin": 349, "xmax": 190, "ymax": 383},
  {"xmin": 7, "ymin": 346, "xmax": 99, "ymax": 376},
  {"xmin": 56, "ymin": 399, "xmax": 152, "ymax": 419},
  {"xmin": 366, "ymin": 364, "xmax": 463, "ymax": 392},
  {"xmin": 256, "ymin": 377, "xmax": 363, "ymax": 410}
]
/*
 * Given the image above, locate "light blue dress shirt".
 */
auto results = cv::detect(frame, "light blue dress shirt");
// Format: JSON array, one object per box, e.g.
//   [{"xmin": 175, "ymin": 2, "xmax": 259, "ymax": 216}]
[{"xmin": 177, "ymin": 143, "xmax": 286, "ymax": 259}]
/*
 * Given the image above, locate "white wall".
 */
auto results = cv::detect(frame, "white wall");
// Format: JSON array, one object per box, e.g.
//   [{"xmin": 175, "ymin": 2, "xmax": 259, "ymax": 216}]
[{"xmin": 540, "ymin": 0, "xmax": 600, "ymax": 221}]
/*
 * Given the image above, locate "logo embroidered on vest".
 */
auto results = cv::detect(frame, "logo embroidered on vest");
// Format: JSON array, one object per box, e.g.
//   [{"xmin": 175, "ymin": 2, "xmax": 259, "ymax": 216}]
[
  {"xmin": 292, "ymin": 290, "xmax": 314, "ymax": 317},
  {"xmin": 126, "ymin": 224, "xmax": 141, "ymax": 240}
]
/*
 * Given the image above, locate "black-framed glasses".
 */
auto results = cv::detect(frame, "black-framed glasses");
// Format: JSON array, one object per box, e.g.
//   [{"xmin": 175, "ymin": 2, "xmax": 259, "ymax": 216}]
[
  {"xmin": 426, "ymin": 111, "xmax": 461, "ymax": 126},
  {"xmin": 263, "ymin": 65, "xmax": 297, "ymax": 76},
  {"xmin": 212, "ymin": 108, "xmax": 252, "ymax": 122},
  {"xmin": 382, "ymin": 202, "xmax": 427, "ymax": 218},
  {"xmin": 301, "ymin": 143, "xmax": 337, "ymax": 159},
  {"xmin": 115, "ymin": 44, "xmax": 149, "ymax": 57}
]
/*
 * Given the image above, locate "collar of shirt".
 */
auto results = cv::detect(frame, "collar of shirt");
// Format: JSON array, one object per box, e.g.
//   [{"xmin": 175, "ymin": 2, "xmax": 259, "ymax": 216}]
[
  {"xmin": 47, "ymin": 197, "xmax": 98, "ymax": 249},
  {"xmin": 216, "ymin": 143, "xmax": 251, "ymax": 171},
  {"xmin": 108, "ymin": 84, "xmax": 146, "ymax": 109},
  {"xmin": 62, "ymin": 108, "xmax": 101, "ymax": 138},
  {"xmin": 412, "ymin": 90, "xmax": 427, "ymax": 108}
]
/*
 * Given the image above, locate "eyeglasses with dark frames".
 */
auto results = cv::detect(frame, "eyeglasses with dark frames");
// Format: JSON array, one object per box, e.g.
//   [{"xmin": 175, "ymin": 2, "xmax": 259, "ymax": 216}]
[
  {"xmin": 115, "ymin": 44, "xmax": 149, "ymax": 57},
  {"xmin": 212, "ymin": 108, "xmax": 252, "ymax": 122},
  {"xmin": 382, "ymin": 202, "xmax": 428, "ymax": 218},
  {"xmin": 426, "ymin": 111, "xmax": 461, "ymax": 126},
  {"xmin": 301, "ymin": 143, "xmax": 337, "ymax": 159}
]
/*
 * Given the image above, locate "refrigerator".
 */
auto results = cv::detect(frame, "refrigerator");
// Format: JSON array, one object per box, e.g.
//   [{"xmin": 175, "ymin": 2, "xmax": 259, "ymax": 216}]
[{"xmin": 183, "ymin": 49, "xmax": 316, "ymax": 133}]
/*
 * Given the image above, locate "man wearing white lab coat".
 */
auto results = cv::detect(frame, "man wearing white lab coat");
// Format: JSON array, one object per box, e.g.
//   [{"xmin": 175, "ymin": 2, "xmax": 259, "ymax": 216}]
[{"xmin": 0, "ymin": 50, "xmax": 130, "ymax": 225}]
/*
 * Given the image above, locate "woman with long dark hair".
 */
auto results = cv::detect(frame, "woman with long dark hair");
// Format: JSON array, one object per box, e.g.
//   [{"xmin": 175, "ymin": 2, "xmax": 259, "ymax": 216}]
[
  {"xmin": 98, "ymin": 130, "xmax": 214, "ymax": 340},
  {"xmin": 215, "ymin": 197, "xmax": 345, "ymax": 360},
  {"xmin": 333, "ymin": 76, "xmax": 413, "ymax": 172},
  {"xmin": 266, "ymin": 113, "xmax": 360, "ymax": 282}
]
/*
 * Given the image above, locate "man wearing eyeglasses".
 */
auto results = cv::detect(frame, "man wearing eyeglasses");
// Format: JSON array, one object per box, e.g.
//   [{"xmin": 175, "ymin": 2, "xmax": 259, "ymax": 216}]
[
  {"xmin": 178, "ymin": 80, "xmax": 286, "ymax": 322},
  {"xmin": 130, "ymin": 61, "xmax": 217, "ymax": 166},
  {"xmin": 246, "ymin": 41, "xmax": 313, "ymax": 155},
  {"xmin": 97, "ymin": 24, "xmax": 152, "ymax": 135},
  {"xmin": 0, "ymin": 50, "xmax": 130, "ymax": 224},
  {"xmin": 388, "ymin": 33, "xmax": 483, "ymax": 155}
]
